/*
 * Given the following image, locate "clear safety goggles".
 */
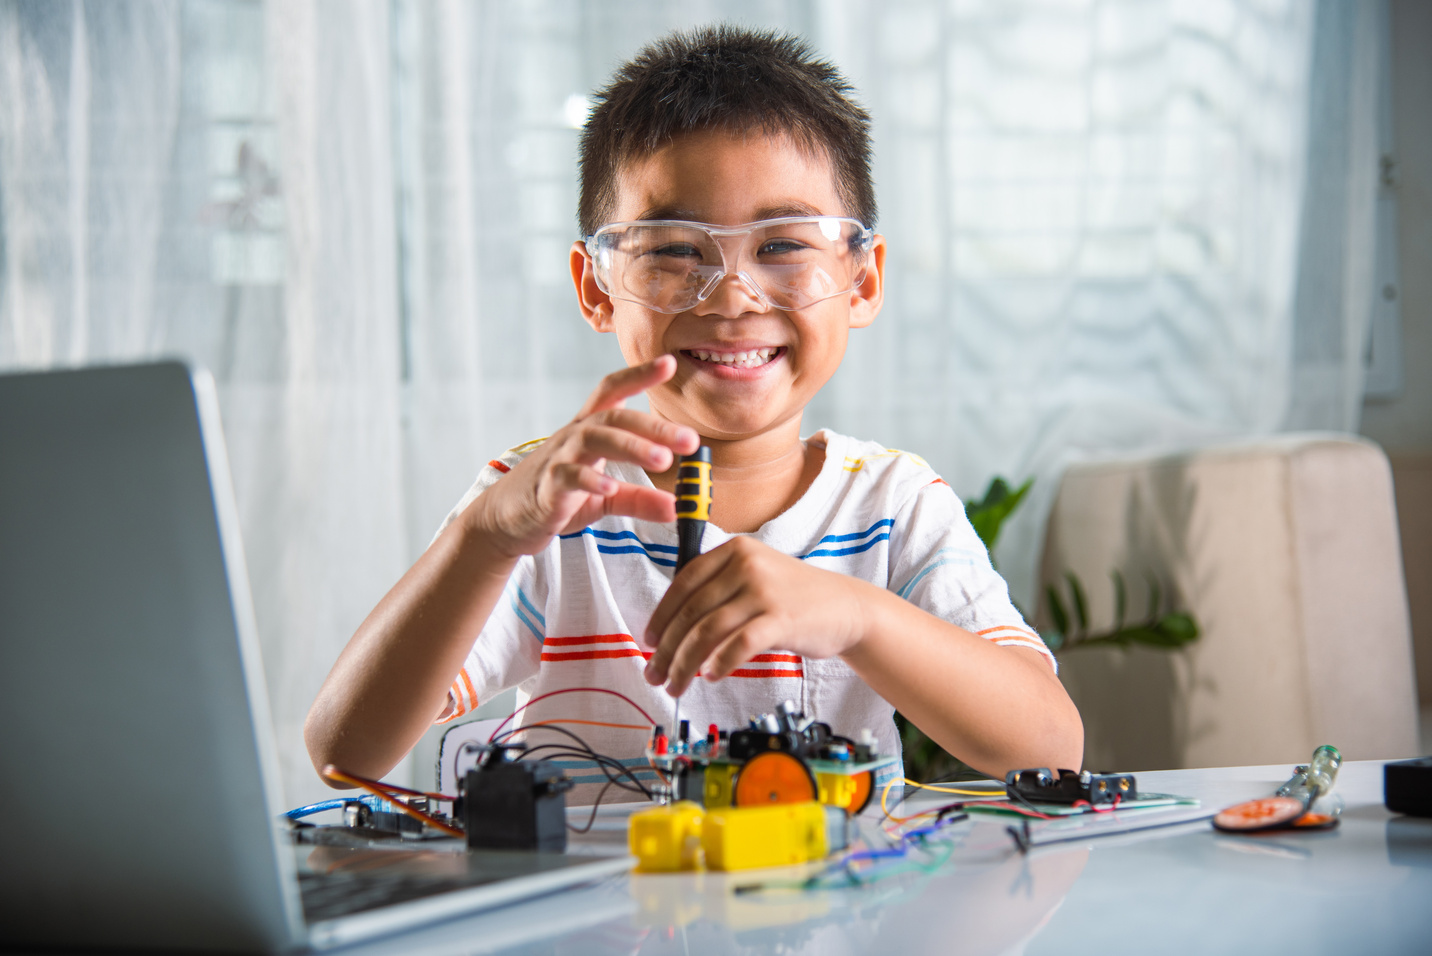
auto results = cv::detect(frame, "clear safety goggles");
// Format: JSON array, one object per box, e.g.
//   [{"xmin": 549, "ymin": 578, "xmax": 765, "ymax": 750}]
[{"xmin": 585, "ymin": 216, "xmax": 875, "ymax": 314}]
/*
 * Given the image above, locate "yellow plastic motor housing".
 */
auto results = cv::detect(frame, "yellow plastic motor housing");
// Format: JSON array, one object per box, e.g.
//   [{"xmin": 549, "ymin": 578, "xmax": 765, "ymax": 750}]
[
  {"xmin": 628, "ymin": 801, "xmax": 704, "ymax": 872},
  {"xmin": 816, "ymin": 771, "xmax": 857, "ymax": 810},
  {"xmin": 703, "ymin": 762, "xmax": 737, "ymax": 808},
  {"xmin": 702, "ymin": 801, "xmax": 833, "ymax": 872}
]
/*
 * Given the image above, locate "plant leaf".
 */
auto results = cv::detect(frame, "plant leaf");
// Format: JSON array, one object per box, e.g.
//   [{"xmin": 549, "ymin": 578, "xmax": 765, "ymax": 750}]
[
  {"xmin": 1065, "ymin": 571, "xmax": 1089, "ymax": 633},
  {"xmin": 1111, "ymin": 570, "xmax": 1127, "ymax": 632},
  {"xmin": 1156, "ymin": 612, "xmax": 1199, "ymax": 644},
  {"xmin": 965, "ymin": 476, "xmax": 1032, "ymax": 555},
  {"xmin": 1046, "ymin": 583, "xmax": 1069, "ymax": 636}
]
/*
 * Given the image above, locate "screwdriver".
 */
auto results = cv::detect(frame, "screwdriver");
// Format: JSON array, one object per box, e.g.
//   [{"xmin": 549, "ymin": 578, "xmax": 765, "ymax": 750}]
[
  {"xmin": 674, "ymin": 446, "xmax": 712, "ymax": 574},
  {"xmin": 670, "ymin": 446, "xmax": 712, "ymax": 742}
]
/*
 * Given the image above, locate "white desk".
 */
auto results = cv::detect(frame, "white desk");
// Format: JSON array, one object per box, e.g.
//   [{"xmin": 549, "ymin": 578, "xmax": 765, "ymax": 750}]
[{"xmin": 341, "ymin": 760, "xmax": 1432, "ymax": 956}]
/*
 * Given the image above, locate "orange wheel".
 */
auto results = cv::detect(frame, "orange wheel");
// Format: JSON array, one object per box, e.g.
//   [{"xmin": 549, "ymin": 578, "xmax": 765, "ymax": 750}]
[
  {"xmin": 732, "ymin": 751, "xmax": 817, "ymax": 806},
  {"xmin": 847, "ymin": 770, "xmax": 875, "ymax": 815}
]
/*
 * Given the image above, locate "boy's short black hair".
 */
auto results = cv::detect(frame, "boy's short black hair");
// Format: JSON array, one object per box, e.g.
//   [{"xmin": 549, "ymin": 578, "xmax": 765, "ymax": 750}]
[{"xmin": 578, "ymin": 24, "xmax": 876, "ymax": 235}]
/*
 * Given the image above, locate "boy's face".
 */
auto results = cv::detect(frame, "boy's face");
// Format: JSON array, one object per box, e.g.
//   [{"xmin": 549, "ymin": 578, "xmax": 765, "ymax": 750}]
[{"xmin": 571, "ymin": 128, "xmax": 885, "ymax": 445}]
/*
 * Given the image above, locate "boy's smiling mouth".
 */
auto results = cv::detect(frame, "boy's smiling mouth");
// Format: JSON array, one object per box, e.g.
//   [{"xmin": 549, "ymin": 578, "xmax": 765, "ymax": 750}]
[{"xmin": 681, "ymin": 346, "xmax": 785, "ymax": 370}]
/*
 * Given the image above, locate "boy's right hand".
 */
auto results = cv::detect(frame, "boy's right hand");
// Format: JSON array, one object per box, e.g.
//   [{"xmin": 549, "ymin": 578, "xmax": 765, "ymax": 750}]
[{"xmin": 464, "ymin": 355, "xmax": 700, "ymax": 559}]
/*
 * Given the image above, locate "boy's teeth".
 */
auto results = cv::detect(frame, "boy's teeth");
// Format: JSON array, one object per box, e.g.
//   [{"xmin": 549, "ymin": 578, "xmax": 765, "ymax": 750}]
[{"xmin": 692, "ymin": 348, "xmax": 777, "ymax": 368}]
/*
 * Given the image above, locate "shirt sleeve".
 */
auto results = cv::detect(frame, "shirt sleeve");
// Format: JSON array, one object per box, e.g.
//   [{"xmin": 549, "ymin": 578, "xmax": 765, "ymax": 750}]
[
  {"xmin": 887, "ymin": 478, "xmax": 1057, "ymax": 672},
  {"xmin": 433, "ymin": 445, "xmax": 547, "ymax": 723}
]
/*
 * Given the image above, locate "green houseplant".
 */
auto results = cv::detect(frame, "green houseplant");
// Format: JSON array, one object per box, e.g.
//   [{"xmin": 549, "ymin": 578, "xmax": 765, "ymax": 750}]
[{"xmin": 894, "ymin": 476, "xmax": 1199, "ymax": 782}]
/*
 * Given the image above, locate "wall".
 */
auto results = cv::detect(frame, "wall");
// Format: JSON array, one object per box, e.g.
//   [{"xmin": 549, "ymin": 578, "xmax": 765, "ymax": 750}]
[{"xmin": 1360, "ymin": 0, "xmax": 1432, "ymax": 717}]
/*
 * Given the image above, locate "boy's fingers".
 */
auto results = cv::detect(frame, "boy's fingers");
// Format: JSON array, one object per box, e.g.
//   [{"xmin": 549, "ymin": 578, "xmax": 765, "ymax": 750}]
[
  {"xmin": 600, "ymin": 484, "xmax": 678, "ymax": 524},
  {"xmin": 644, "ymin": 554, "xmax": 741, "ymax": 681},
  {"xmin": 563, "ymin": 420, "xmax": 692, "ymax": 472},
  {"xmin": 661, "ymin": 601, "xmax": 763, "ymax": 696},
  {"xmin": 597, "ymin": 407, "xmax": 701, "ymax": 454},
  {"xmin": 576, "ymin": 355, "xmax": 677, "ymax": 419},
  {"xmin": 702, "ymin": 623, "xmax": 778, "ymax": 683},
  {"xmin": 642, "ymin": 547, "xmax": 725, "ymax": 650},
  {"xmin": 548, "ymin": 462, "xmax": 617, "ymax": 500}
]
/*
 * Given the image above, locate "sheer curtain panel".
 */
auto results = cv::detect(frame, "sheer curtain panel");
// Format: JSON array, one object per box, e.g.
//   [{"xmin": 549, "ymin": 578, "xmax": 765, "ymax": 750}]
[{"xmin": 0, "ymin": 0, "xmax": 1382, "ymax": 806}]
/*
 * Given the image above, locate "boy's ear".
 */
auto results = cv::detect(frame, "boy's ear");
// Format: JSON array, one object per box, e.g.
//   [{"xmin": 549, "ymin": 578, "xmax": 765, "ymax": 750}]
[
  {"xmin": 848, "ymin": 234, "xmax": 886, "ymax": 330},
  {"xmin": 571, "ymin": 241, "xmax": 615, "ymax": 332}
]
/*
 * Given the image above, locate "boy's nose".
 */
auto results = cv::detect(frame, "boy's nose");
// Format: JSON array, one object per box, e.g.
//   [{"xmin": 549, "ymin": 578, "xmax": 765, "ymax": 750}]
[{"xmin": 691, "ymin": 270, "xmax": 770, "ymax": 317}]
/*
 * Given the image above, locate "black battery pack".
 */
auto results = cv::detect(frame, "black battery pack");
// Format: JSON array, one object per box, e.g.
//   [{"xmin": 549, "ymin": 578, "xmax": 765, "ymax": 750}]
[
  {"xmin": 462, "ymin": 762, "xmax": 574, "ymax": 851},
  {"xmin": 1384, "ymin": 757, "xmax": 1432, "ymax": 818},
  {"xmin": 1006, "ymin": 768, "xmax": 1137, "ymax": 805}
]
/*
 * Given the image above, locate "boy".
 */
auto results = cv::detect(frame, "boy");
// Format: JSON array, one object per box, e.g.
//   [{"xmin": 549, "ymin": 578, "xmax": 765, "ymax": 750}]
[{"xmin": 305, "ymin": 26, "xmax": 1082, "ymax": 799}]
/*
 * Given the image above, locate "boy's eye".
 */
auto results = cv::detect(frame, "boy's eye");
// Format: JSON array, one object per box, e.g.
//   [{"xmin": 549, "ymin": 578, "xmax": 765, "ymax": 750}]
[
  {"xmin": 649, "ymin": 242, "xmax": 703, "ymax": 259},
  {"xmin": 758, "ymin": 239, "xmax": 810, "ymax": 256}
]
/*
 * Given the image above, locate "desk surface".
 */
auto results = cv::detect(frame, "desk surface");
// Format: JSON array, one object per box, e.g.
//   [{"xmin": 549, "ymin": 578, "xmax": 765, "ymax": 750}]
[{"xmin": 343, "ymin": 760, "xmax": 1432, "ymax": 956}]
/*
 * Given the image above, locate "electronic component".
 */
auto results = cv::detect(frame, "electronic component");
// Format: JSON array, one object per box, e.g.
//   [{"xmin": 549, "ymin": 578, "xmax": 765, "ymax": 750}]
[
  {"xmin": 704, "ymin": 802, "xmax": 849, "ymax": 871},
  {"xmin": 458, "ymin": 743, "xmax": 574, "ymax": 851},
  {"xmin": 1384, "ymin": 756, "xmax": 1432, "ymax": 818},
  {"xmin": 627, "ymin": 800, "xmax": 850, "ymax": 872},
  {"xmin": 628, "ymin": 801, "xmax": 705, "ymax": 872},
  {"xmin": 646, "ymin": 700, "xmax": 895, "ymax": 815},
  {"xmin": 1213, "ymin": 745, "xmax": 1343, "ymax": 832},
  {"xmin": 1005, "ymin": 767, "xmax": 1136, "ymax": 806}
]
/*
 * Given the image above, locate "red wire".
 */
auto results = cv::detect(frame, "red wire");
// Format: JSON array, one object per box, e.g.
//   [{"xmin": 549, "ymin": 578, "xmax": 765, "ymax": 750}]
[
  {"xmin": 1072, "ymin": 794, "xmax": 1122, "ymax": 814},
  {"xmin": 322, "ymin": 765, "xmax": 465, "ymax": 838},
  {"xmin": 984, "ymin": 801, "xmax": 1061, "ymax": 821},
  {"xmin": 365, "ymin": 779, "xmax": 459, "ymax": 802},
  {"xmin": 487, "ymin": 686, "xmax": 658, "ymax": 742}
]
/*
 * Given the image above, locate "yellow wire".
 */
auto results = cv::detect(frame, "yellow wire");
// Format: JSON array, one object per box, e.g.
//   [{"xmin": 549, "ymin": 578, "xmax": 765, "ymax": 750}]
[
  {"xmin": 881, "ymin": 777, "xmax": 1006, "ymax": 825},
  {"xmin": 901, "ymin": 778, "xmax": 1005, "ymax": 797}
]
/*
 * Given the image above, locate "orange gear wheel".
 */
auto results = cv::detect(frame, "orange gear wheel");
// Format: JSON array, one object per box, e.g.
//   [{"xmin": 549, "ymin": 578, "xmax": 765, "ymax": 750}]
[
  {"xmin": 732, "ymin": 751, "xmax": 817, "ymax": 806},
  {"xmin": 847, "ymin": 770, "xmax": 875, "ymax": 815}
]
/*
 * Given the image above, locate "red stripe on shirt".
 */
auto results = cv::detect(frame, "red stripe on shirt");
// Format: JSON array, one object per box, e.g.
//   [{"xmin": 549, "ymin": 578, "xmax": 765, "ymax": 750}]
[
  {"xmin": 458, "ymin": 669, "xmax": 478, "ymax": 712},
  {"xmin": 488, "ymin": 459, "xmax": 511, "ymax": 474},
  {"xmin": 749, "ymin": 653, "xmax": 802, "ymax": 663},
  {"xmin": 447, "ymin": 679, "xmax": 468, "ymax": 718},
  {"xmin": 540, "ymin": 648, "xmax": 645, "ymax": 662},
  {"xmin": 544, "ymin": 633, "xmax": 636, "ymax": 647},
  {"xmin": 727, "ymin": 667, "xmax": 804, "ymax": 678}
]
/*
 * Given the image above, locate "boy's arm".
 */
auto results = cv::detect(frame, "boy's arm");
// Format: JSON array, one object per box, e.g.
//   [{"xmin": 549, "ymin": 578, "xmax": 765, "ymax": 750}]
[
  {"xmin": 643, "ymin": 539, "xmax": 1083, "ymax": 778},
  {"xmin": 304, "ymin": 357, "xmax": 700, "ymax": 784}
]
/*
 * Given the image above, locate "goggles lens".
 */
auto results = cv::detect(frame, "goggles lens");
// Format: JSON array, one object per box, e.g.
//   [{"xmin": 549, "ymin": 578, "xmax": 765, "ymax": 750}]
[{"xmin": 586, "ymin": 217, "xmax": 873, "ymax": 313}]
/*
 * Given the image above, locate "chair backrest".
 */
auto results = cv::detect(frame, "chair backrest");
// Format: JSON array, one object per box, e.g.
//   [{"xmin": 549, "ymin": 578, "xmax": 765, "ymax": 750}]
[{"xmin": 1039, "ymin": 434, "xmax": 1420, "ymax": 770}]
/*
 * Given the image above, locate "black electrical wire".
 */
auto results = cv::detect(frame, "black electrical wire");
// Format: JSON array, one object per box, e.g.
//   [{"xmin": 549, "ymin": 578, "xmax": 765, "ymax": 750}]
[
  {"xmin": 567, "ymin": 779, "xmax": 620, "ymax": 834},
  {"xmin": 455, "ymin": 729, "xmax": 649, "ymax": 797},
  {"xmin": 518, "ymin": 743, "xmax": 655, "ymax": 798},
  {"xmin": 455, "ymin": 737, "xmax": 645, "ymax": 800},
  {"xmin": 494, "ymin": 723, "xmax": 657, "ymax": 797}
]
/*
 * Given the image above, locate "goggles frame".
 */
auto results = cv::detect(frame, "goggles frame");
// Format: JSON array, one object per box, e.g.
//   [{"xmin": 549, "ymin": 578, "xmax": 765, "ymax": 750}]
[{"xmin": 585, "ymin": 216, "xmax": 875, "ymax": 314}]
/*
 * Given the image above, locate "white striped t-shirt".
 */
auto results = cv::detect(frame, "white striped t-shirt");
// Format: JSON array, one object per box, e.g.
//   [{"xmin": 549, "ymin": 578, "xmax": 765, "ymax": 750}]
[{"xmin": 434, "ymin": 429, "xmax": 1052, "ymax": 799}]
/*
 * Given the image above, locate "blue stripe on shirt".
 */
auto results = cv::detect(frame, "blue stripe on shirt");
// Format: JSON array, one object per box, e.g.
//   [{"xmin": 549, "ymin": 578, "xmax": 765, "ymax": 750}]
[
  {"xmin": 797, "ymin": 519, "xmax": 895, "ymax": 559},
  {"xmin": 895, "ymin": 548, "xmax": 985, "ymax": 599},
  {"xmin": 559, "ymin": 518, "xmax": 897, "ymax": 568},
  {"xmin": 509, "ymin": 585, "xmax": 544, "ymax": 642},
  {"xmin": 561, "ymin": 527, "xmax": 679, "ymax": 567}
]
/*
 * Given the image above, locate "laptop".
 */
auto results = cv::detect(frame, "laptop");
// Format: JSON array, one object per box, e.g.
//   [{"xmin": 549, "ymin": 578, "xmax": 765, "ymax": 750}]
[{"xmin": 0, "ymin": 361, "xmax": 634, "ymax": 952}]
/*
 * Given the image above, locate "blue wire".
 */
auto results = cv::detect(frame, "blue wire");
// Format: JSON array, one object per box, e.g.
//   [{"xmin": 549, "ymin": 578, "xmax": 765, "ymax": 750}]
[{"xmin": 284, "ymin": 798, "xmax": 359, "ymax": 820}]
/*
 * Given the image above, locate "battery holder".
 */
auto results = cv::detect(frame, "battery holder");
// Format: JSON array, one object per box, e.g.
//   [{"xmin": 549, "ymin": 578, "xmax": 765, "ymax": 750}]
[{"xmin": 462, "ymin": 762, "xmax": 574, "ymax": 852}]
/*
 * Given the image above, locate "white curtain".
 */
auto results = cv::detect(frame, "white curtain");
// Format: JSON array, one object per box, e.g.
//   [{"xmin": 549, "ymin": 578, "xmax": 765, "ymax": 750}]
[{"xmin": 0, "ymin": 0, "xmax": 1383, "ymax": 807}]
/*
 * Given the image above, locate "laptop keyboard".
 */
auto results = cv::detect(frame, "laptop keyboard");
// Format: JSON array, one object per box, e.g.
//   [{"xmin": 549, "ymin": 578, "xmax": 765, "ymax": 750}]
[{"xmin": 298, "ymin": 868, "xmax": 494, "ymax": 922}]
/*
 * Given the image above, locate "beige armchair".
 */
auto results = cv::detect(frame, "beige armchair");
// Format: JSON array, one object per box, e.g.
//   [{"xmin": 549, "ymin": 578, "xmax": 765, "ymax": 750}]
[{"xmin": 1038, "ymin": 434, "xmax": 1421, "ymax": 772}]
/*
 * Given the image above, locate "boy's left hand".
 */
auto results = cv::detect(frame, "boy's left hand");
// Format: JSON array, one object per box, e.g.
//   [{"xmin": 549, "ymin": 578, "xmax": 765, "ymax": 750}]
[{"xmin": 641, "ymin": 536, "xmax": 869, "ymax": 695}]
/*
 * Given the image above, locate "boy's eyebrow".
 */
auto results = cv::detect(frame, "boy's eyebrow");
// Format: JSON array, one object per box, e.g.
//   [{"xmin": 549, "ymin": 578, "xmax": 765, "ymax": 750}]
[{"xmin": 633, "ymin": 201, "xmax": 828, "ymax": 223}]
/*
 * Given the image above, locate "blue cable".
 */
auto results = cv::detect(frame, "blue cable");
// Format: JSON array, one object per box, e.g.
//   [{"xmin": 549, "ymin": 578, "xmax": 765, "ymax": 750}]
[{"xmin": 284, "ymin": 798, "xmax": 360, "ymax": 820}]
